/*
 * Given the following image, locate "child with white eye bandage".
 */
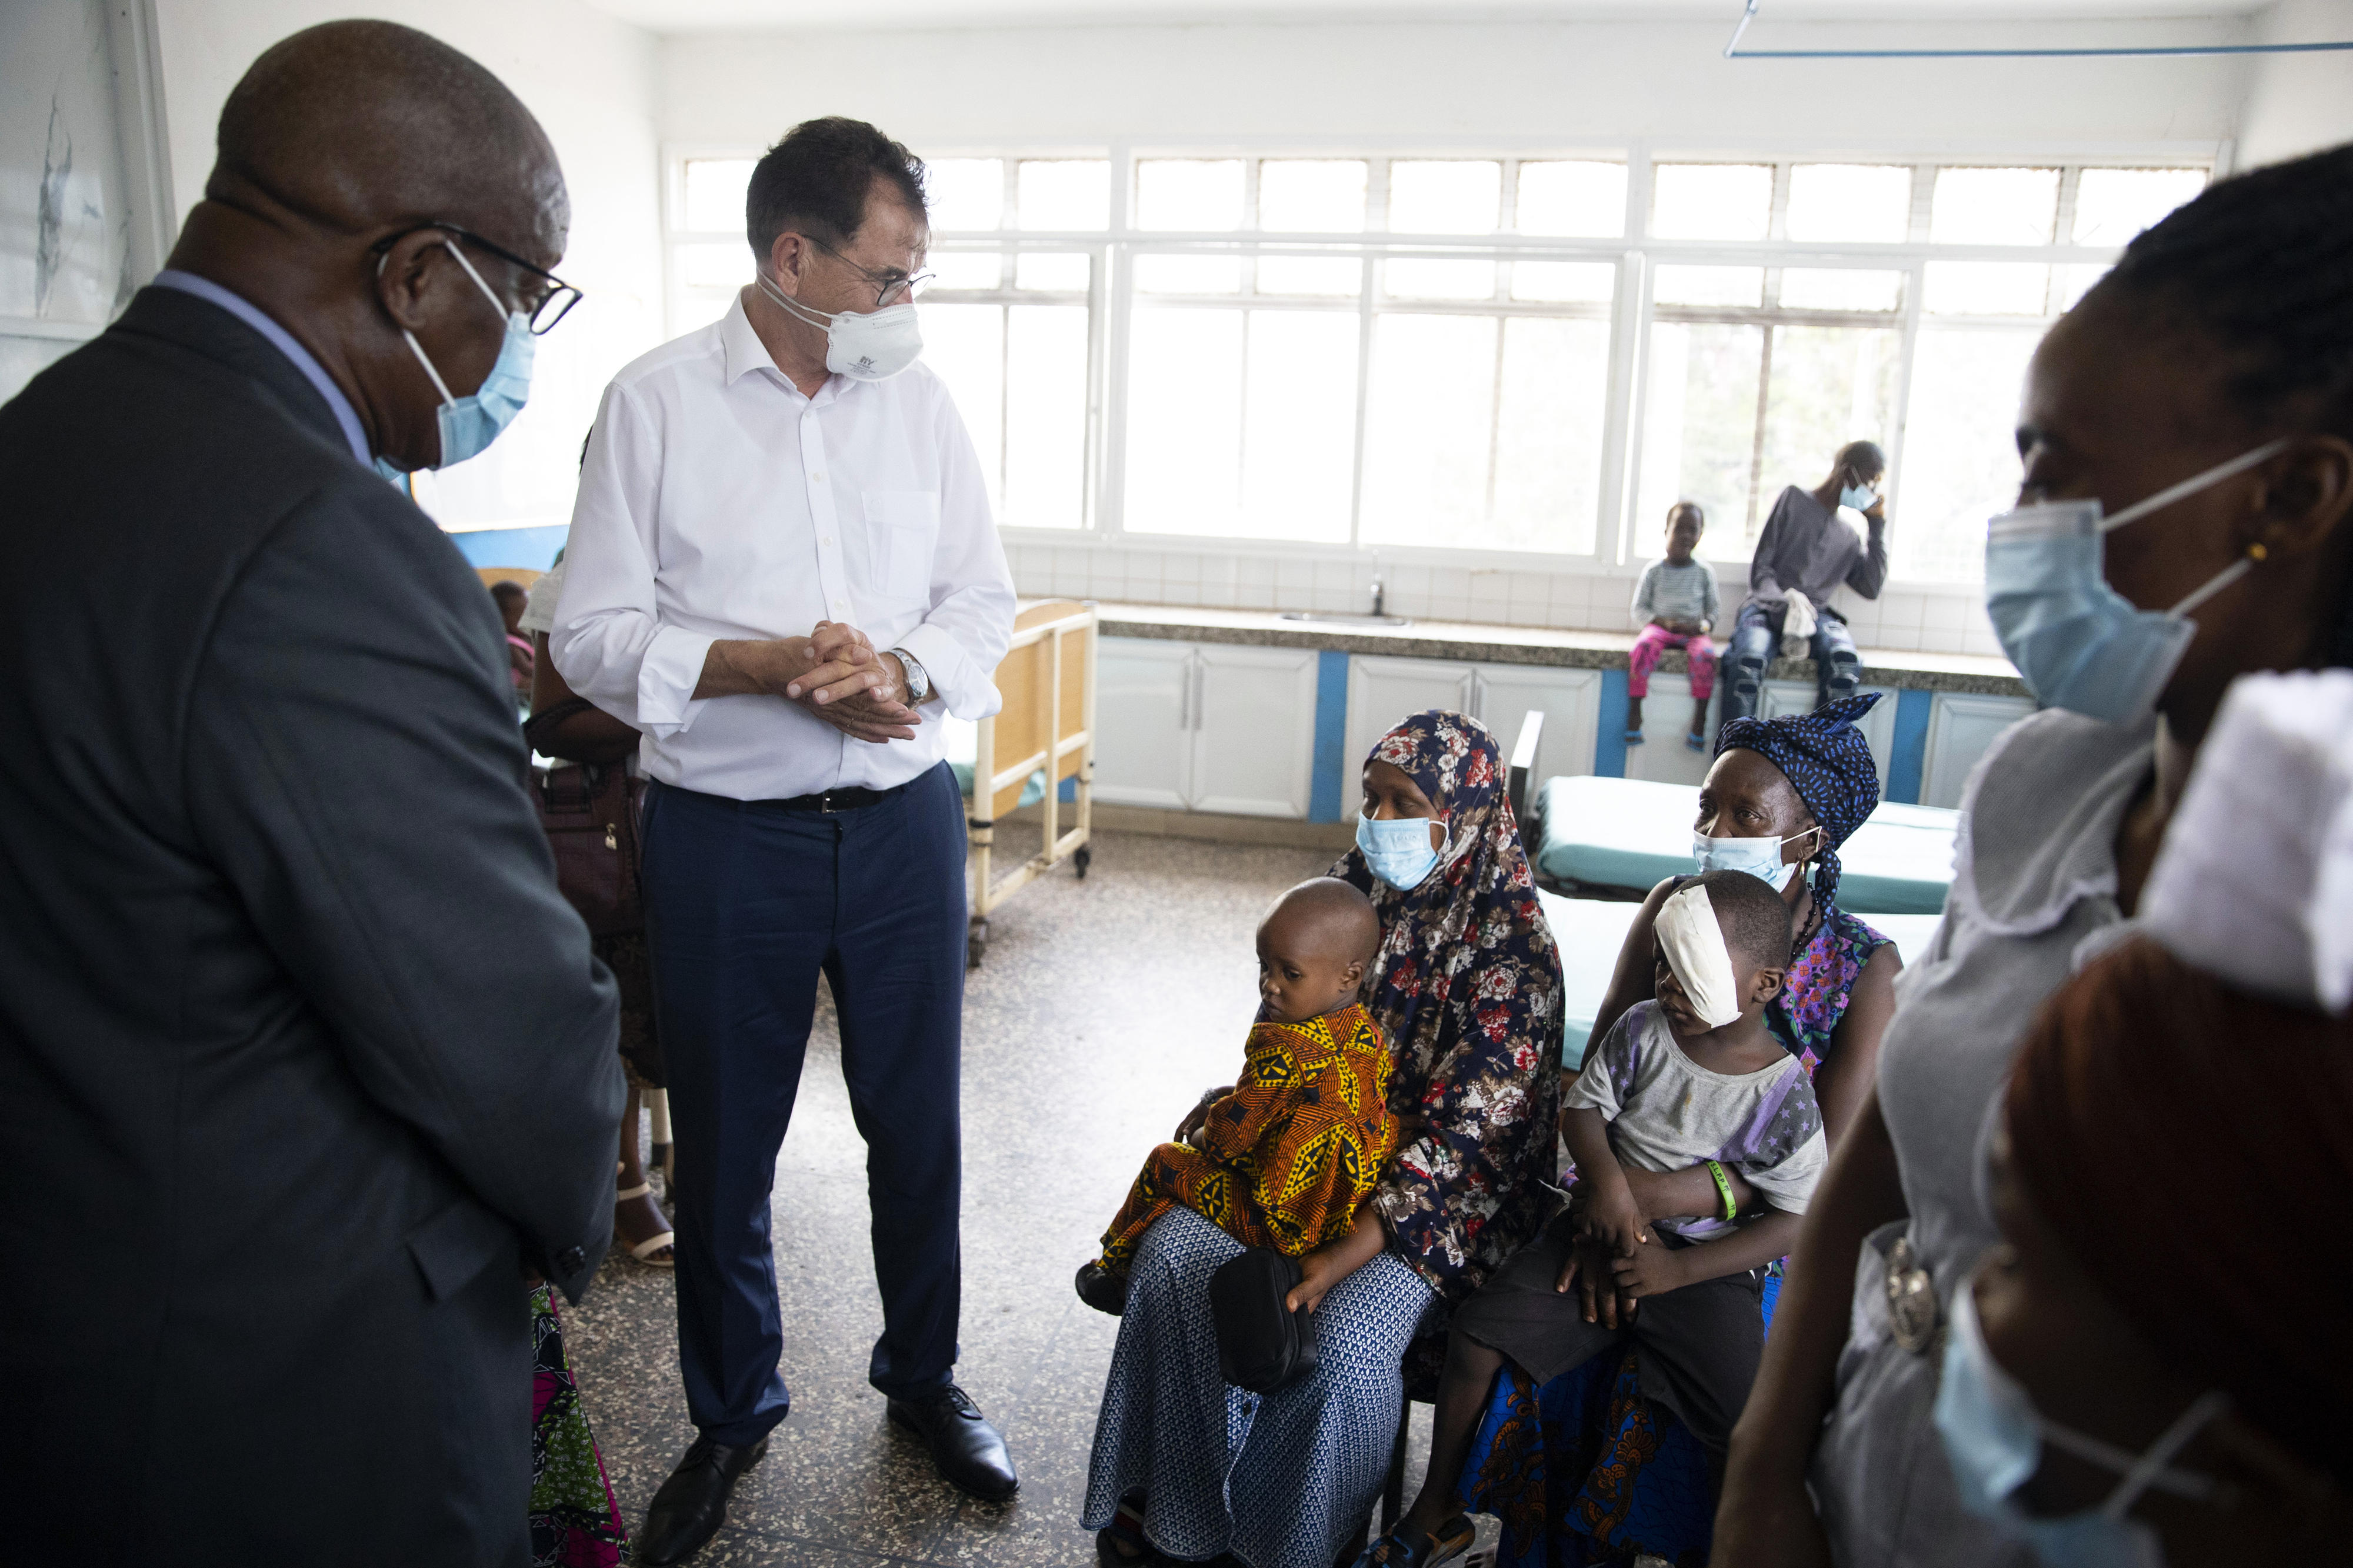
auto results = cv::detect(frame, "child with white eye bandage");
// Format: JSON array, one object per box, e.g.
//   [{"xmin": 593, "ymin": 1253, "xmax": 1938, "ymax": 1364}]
[{"xmin": 1357, "ymin": 869, "xmax": 1827, "ymax": 1568}]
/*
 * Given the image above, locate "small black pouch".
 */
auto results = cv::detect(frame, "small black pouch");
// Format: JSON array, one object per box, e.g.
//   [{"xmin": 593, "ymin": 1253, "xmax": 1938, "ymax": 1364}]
[{"xmin": 1209, "ymin": 1247, "xmax": 1321, "ymax": 1394}]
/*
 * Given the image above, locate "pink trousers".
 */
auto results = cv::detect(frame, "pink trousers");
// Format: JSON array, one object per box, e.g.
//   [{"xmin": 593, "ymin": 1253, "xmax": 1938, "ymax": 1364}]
[{"xmin": 1628, "ymin": 623, "xmax": 1718, "ymax": 700}]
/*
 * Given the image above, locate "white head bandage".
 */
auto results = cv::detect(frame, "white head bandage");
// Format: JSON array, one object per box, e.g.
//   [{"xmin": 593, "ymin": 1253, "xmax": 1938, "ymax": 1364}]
[
  {"xmin": 2140, "ymin": 670, "xmax": 2353, "ymax": 1014},
  {"xmin": 1655, "ymin": 882, "xmax": 1745, "ymax": 1029}
]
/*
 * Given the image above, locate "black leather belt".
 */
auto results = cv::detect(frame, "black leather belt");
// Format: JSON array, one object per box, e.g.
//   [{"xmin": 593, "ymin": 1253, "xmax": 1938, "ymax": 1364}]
[{"xmin": 761, "ymin": 780, "xmax": 908, "ymax": 814}]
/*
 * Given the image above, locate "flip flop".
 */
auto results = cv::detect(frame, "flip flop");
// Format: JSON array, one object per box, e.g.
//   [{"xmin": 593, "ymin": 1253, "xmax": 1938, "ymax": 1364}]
[
  {"xmin": 1353, "ymin": 1514, "xmax": 1476, "ymax": 1567},
  {"xmin": 1622, "ymin": 728, "xmax": 1645, "ymax": 746},
  {"xmin": 1685, "ymin": 730, "xmax": 1707, "ymax": 752}
]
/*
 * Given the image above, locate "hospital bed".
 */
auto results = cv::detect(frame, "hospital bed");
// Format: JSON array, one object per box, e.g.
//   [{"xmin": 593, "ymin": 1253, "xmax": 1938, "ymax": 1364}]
[
  {"xmin": 952, "ymin": 599, "xmax": 1098, "ymax": 967},
  {"xmin": 1534, "ymin": 774, "xmax": 1959, "ymax": 915},
  {"xmin": 1540, "ymin": 889, "xmax": 1943, "ymax": 1067}
]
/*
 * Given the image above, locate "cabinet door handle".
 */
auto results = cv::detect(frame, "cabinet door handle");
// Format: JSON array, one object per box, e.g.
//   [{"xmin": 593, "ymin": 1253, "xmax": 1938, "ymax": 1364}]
[
  {"xmin": 1191, "ymin": 659, "xmax": 1207, "ymax": 731},
  {"xmin": 1469, "ymin": 670, "xmax": 1485, "ymax": 719}
]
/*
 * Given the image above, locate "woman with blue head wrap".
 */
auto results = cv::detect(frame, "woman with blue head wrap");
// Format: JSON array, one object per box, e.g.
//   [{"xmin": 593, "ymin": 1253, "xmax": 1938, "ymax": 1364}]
[{"xmin": 1448, "ymin": 694, "xmax": 1903, "ymax": 1568}]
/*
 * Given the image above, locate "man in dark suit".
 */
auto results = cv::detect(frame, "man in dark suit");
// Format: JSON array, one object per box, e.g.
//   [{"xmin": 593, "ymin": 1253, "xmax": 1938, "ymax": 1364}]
[{"xmin": 0, "ymin": 22, "xmax": 623, "ymax": 1566}]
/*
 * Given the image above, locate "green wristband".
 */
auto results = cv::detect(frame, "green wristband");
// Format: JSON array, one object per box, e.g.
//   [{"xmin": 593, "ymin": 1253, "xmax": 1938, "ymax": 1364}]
[{"xmin": 1706, "ymin": 1159, "xmax": 1737, "ymax": 1223}]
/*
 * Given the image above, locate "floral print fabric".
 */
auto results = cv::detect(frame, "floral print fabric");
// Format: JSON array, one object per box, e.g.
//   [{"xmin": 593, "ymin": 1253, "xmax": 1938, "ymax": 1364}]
[
  {"xmin": 1767, "ymin": 904, "xmax": 1893, "ymax": 1070},
  {"xmin": 529, "ymin": 1285, "xmax": 628, "ymax": 1568},
  {"xmin": 1329, "ymin": 709, "xmax": 1564, "ymax": 1303}
]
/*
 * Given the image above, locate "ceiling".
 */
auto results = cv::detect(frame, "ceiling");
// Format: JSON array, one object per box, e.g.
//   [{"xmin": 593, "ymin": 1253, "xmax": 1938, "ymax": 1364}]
[{"xmin": 582, "ymin": 0, "xmax": 2269, "ymax": 36}]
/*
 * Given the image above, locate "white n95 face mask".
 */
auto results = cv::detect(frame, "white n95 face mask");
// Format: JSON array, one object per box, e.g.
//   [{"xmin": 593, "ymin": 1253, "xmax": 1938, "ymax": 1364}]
[{"xmin": 757, "ymin": 272, "xmax": 924, "ymax": 382}]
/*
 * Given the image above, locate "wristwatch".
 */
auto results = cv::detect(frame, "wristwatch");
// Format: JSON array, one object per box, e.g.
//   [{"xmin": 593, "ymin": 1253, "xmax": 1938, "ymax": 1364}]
[{"xmin": 888, "ymin": 647, "xmax": 931, "ymax": 705}]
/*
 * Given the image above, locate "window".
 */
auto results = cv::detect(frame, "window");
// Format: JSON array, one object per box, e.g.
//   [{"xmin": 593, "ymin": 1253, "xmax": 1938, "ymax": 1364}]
[{"xmin": 664, "ymin": 151, "xmax": 2212, "ymax": 580}]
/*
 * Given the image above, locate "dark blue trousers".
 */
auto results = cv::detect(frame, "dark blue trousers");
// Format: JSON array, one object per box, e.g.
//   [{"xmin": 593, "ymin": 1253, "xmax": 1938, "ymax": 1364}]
[{"xmin": 641, "ymin": 763, "xmax": 967, "ymax": 1446}]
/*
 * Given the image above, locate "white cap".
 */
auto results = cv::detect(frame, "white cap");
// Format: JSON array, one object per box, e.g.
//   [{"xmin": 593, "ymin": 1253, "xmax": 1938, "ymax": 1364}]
[{"xmin": 2139, "ymin": 670, "xmax": 2353, "ymax": 1013}]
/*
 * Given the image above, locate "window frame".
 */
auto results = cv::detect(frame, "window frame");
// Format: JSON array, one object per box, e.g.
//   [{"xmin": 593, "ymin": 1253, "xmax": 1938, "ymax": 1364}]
[{"xmin": 659, "ymin": 139, "xmax": 2220, "ymax": 586}]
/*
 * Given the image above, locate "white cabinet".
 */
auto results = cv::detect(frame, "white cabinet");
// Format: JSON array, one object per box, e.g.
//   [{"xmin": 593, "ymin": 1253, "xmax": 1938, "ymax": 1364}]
[
  {"xmin": 1921, "ymin": 692, "xmax": 2037, "ymax": 808},
  {"xmin": 1345, "ymin": 655, "xmax": 1602, "ymax": 812},
  {"xmin": 1095, "ymin": 639, "xmax": 1319, "ymax": 818},
  {"xmin": 1759, "ymin": 682, "xmax": 1900, "ymax": 790}
]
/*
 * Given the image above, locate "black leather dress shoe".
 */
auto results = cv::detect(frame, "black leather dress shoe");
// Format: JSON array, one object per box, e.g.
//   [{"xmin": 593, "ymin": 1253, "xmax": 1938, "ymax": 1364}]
[
  {"xmin": 634, "ymin": 1434, "xmax": 768, "ymax": 1565},
  {"xmin": 887, "ymin": 1384, "xmax": 1019, "ymax": 1501}
]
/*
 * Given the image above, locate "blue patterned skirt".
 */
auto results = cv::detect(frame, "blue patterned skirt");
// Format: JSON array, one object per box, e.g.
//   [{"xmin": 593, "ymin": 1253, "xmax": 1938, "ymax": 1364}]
[
  {"xmin": 1084, "ymin": 1206, "xmax": 1436, "ymax": 1568},
  {"xmin": 1454, "ymin": 1276, "xmax": 1780, "ymax": 1567}
]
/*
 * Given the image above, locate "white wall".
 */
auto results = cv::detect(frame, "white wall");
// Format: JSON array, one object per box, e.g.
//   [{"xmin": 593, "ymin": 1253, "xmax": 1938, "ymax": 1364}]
[
  {"xmin": 2236, "ymin": 0, "xmax": 2353, "ymax": 168},
  {"xmin": 662, "ymin": 14, "xmax": 2249, "ymax": 153},
  {"xmin": 150, "ymin": 0, "xmax": 666, "ymax": 534}
]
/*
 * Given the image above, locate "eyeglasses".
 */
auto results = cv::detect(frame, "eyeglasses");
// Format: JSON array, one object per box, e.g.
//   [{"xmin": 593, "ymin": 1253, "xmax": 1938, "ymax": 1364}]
[
  {"xmin": 807, "ymin": 235, "xmax": 932, "ymax": 309},
  {"xmin": 371, "ymin": 222, "xmax": 585, "ymax": 335}
]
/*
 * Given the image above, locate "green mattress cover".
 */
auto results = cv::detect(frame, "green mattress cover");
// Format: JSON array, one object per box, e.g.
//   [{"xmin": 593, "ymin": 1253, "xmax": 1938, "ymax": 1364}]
[
  {"xmin": 1535, "ymin": 775, "xmax": 1957, "ymax": 915},
  {"xmin": 1538, "ymin": 889, "xmax": 1944, "ymax": 1067}
]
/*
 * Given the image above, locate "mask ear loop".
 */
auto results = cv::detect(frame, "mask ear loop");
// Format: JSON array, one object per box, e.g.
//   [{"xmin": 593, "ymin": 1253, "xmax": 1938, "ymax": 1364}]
[{"xmin": 376, "ymin": 249, "xmax": 457, "ymax": 409}]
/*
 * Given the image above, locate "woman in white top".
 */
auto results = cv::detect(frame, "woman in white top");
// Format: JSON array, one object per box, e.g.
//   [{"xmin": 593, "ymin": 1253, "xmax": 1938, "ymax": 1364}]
[{"xmin": 1711, "ymin": 142, "xmax": 2353, "ymax": 1566}]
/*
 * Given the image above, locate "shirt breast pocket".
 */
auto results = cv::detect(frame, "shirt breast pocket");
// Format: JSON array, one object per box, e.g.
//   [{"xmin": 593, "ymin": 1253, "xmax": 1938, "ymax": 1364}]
[{"xmin": 864, "ymin": 489, "xmax": 941, "ymax": 603}]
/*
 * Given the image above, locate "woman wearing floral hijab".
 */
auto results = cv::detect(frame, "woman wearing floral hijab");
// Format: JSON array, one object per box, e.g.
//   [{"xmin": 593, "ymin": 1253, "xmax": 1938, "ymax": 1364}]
[{"xmin": 1083, "ymin": 710, "xmax": 1562, "ymax": 1568}]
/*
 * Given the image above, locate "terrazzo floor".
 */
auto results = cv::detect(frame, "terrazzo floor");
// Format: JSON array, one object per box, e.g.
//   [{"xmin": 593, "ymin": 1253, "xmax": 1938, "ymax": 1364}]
[{"xmin": 564, "ymin": 829, "xmax": 1439, "ymax": 1567}]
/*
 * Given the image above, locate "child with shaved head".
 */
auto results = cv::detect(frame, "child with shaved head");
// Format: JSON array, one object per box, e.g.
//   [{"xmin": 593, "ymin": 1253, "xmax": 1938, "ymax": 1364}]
[
  {"xmin": 1078, "ymin": 878, "xmax": 1396, "ymax": 1315},
  {"xmin": 1362, "ymin": 870, "xmax": 1825, "ymax": 1567}
]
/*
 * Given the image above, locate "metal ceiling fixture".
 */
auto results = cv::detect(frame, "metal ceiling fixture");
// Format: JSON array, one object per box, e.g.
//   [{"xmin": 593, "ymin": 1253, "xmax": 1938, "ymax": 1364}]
[{"xmin": 1723, "ymin": 0, "xmax": 2353, "ymax": 59}]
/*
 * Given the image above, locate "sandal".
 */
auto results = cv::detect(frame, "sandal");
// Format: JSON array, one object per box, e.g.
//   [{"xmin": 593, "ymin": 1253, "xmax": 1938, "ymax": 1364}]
[
  {"xmin": 1353, "ymin": 1515, "xmax": 1475, "ymax": 1568},
  {"xmin": 1622, "ymin": 727, "xmax": 1645, "ymax": 746},
  {"xmin": 1685, "ymin": 729, "xmax": 1708, "ymax": 752},
  {"xmin": 615, "ymin": 1180, "xmax": 675, "ymax": 1267}
]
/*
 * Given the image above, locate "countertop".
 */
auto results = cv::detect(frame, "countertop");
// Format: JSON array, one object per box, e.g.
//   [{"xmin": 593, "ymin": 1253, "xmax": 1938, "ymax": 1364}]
[{"xmin": 1085, "ymin": 600, "xmax": 2029, "ymax": 698}]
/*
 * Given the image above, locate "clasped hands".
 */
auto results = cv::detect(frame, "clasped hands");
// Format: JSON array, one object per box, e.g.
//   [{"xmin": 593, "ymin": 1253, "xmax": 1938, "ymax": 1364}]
[
  {"xmin": 1555, "ymin": 1172, "xmax": 1691, "ymax": 1327},
  {"xmin": 715, "ymin": 620, "xmax": 921, "ymax": 743}
]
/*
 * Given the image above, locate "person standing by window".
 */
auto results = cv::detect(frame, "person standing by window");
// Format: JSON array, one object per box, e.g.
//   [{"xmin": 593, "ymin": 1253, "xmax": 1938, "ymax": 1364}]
[
  {"xmin": 551, "ymin": 118, "xmax": 1018, "ymax": 1566},
  {"xmin": 1722, "ymin": 441, "xmax": 1890, "ymax": 723}
]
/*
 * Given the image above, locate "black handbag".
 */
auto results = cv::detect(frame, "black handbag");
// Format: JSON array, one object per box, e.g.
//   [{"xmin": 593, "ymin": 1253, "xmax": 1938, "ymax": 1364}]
[{"xmin": 1209, "ymin": 1247, "xmax": 1320, "ymax": 1394}]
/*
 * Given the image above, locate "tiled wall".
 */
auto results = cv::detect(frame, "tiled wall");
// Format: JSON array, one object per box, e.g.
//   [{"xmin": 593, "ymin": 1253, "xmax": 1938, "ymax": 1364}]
[{"xmin": 1001, "ymin": 539, "xmax": 2004, "ymax": 659}]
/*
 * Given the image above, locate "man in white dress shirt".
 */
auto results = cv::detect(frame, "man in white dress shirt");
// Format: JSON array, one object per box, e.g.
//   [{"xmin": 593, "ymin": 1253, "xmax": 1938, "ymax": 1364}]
[{"xmin": 551, "ymin": 118, "xmax": 1017, "ymax": 1562}]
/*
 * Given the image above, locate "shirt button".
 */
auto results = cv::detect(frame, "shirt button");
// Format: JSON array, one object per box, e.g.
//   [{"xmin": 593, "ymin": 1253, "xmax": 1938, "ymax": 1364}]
[{"xmin": 811, "ymin": 472, "xmax": 826, "ymax": 482}]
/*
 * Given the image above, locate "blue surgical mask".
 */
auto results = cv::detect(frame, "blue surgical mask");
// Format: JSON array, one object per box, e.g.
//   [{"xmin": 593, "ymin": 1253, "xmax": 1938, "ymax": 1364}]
[
  {"xmin": 1934, "ymin": 1256, "xmax": 2225, "ymax": 1568},
  {"xmin": 1983, "ymin": 441, "xmax": 2285, "ymax": 725},
  {"xmin": 1690, "ymin": 828, "xmax": 1817, "ymax": 892},
  {"xmin": 1841, "ymin": 482, "xmax": 1878, "ymax": 513},
  {"xmin": 378, "ymin": 240, "xmax": 536, "ymax": 473},
  {"xmin": 1357, "ymin": 812, "xmax": 1441, "ymax": 891}
]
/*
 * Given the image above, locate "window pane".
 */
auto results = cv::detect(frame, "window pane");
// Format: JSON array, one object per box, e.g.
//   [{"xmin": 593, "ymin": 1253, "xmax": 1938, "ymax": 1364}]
[
  {"xmin": 1492, "ymin": 317, "xmax": 1613, "ymax": 553},
  {"xmin": 1925, "ymin": 261, "xmax": 2051, "ymax": 316},
  {"xmin": 1931, "ymin": 166, "xmax": 2058, "ymax": 245},
  {"xmin": 1898, "ymin": 328, "xmax": 2040, "ymax": 582},
  {"xmin": 1003, "ymin": 305, "xmax": 1088, "ymax": 529},
  {"xmin": 1240, "ymin": 312, "xmax": 1361, "ymax": 544},
  {"xmin": 1511, "ymin": 261, "xmax": 1616, "ymax": 303},
  {"xmin": 1651, "ymin": 164, "xmax": 1771, "ymax": 241},
  {"xmin": 1779, "ymin": 268, "xmax": 1902, "ymax": 312},
  {"xmin": 683, "ymin": 159, "xmax": 754, "ymax": 233},
  {"xmin": 1785, "ymin": 164, "xmax": 1912, "ymax": 244},
  {"xmin": 925, "ymin": 159, "xmax": 1004, "ymax": 231},
  {"xmin": 1654, "ymin": 265, "xmax": 1764, "ymax": 308},
  {"xmin": 1516, "ymin": 161, "xmax": 1627, "ymax": 237},
  {"xmin": 1639, "ymin": 322, "xmax": 1767, "ymax": 541},
  {"xmin": 679, "ymin": 243, "xmax": 746, "ymax": 289},
  {"xmin": 929, "ymin": 251, "xmax": 1005, "ymax": 291},
  {"xmin": 1015, "ymin": 252, "xmax": 1091, "ymax": 292},
  {"xmin": 1256, "ymin": 255, "xmax": 1361, "ymax": 296},
  {"xmin": 2054, "ymin": 263, "xmax": 2107, "ymax": 313},
  {"xmin": 1388, "ymin": 160, "xmax": 1503, "ymax": 233},
  {"xmin": 1017, "ymin": 160, "xmax": 1109, "ymax": 229},
  {"xmin": 1385, "ymin": 259, "xmax": 1495, "ymax": 300},
  {"xmin": 2071, "ymin": 167, "xmax": 2206, "ymax": 246},
  {"xmin": 921, "ymin": 304, "xmax": 1006, "ymax": 517},
  {"xmin": 1135, "ymin": 254, "xmax": 1244, "ymax": 293},
  {"xmin": 1259, "ymin": 160, "xmax": 1367, "ymax": 231},
  {"xmin": 1361, "ymin": 315, "xmax": 1499, "ymax": 546},
  {"xmin": 1136, "ymin": 159, "xmax": 1245, "ymax": 231},
  {"xmin": 1125, "ymin": 308, "xmax": 1242, "ymax": 534},
  {"xmin": 1757, "ymin": 326, "xmax": 1901, "ymax": 553}
]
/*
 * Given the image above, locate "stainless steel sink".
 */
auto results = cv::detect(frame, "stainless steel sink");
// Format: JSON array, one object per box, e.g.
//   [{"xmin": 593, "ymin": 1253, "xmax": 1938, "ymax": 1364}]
[{"xmin": 1278, "ymin": 611, "xmax": 1415, "ymax": 628}]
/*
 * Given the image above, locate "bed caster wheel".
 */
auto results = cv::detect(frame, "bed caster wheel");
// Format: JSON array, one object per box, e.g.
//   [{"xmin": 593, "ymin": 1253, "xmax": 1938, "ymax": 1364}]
[
  {"xmin": 966, "ymin": 918, "xmax": 989, "ymax": 969},
  {"xmin": 1074, "ymin": 845, "xmax": 1092, "ymax": 879}
]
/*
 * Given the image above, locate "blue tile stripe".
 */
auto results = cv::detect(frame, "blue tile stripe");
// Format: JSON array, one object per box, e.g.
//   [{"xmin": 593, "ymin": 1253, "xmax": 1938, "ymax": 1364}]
[
  {"xmin": 1594, "ymin": 668, "xmax": 1629, "ymax": 778},
  {"xmin": 449, "ymin": 523, "xmax": 569, "ymax": 572},
  {"xmin": 1885, "ymin": 688, "xmax": 1934, "ymax": 805},
  {"xmin": 1309, "ymin": 649, "xmax": 1351, "ymax": 822}
]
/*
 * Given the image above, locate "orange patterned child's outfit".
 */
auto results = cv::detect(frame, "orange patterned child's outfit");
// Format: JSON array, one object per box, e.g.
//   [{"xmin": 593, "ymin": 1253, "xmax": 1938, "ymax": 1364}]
[{"xmin": 1097, "ymin": 1001, "xmax": 1399, "ymax": 1269}]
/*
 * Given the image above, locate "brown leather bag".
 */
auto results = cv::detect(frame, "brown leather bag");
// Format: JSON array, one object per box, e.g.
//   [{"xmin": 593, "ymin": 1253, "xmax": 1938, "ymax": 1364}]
[{"xmin": 525, "ymin": 700, "xmax": 644, "ymax": 939}]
